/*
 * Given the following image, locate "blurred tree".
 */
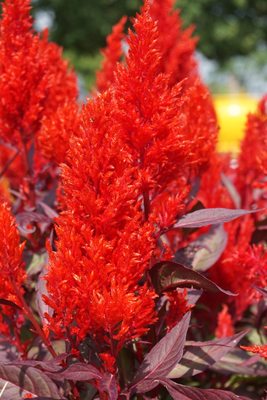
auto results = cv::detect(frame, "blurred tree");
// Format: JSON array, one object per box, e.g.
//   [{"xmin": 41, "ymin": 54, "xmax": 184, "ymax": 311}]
[
  {"xmin": 177, "ymin": 0, "xmax": 267, "ymax": 62},
  {"xmin": 33, "ymin": 0, "xmax": 142, "ymax": 54},
  {"xmin": 33, "ymin": 0, "xmax": 267, "ymax": 63}
]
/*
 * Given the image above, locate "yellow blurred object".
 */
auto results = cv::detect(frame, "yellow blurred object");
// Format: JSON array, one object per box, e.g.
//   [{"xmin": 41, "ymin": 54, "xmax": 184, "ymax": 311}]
[{"xmin": 214, "ymin": 94, "xmax": 258, "ymax": 153}]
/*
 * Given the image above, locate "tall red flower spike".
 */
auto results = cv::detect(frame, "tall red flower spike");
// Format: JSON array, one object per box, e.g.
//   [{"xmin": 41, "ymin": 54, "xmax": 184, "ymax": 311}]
[
  {"xmin": 0, "ymin": 203, "xmax": 26, "ymax": 344},
  {"xmin": 0, "ymin": 0, "xmax": 77, "ymax": 147},
  {"xmin": 215, "ymin": 304, "xmax": 234, "ymax": 338},
  {"xmin": 45, "ymin": 93, "xmax": 157, "ymax": 358},
  {"xmin": 96, "ymin": 16, "xmax": 127, "ymax": 93},
  {"xmin": 150, "ymin": 0, "xmax": 198, "ymax": 85},
  {"xmin": 237, "ymin": 94, "xmax": 267, "ymax": 208},
  {"xmin": 45, "ymin": 1, "xmax": 218, "ymax": 371}
]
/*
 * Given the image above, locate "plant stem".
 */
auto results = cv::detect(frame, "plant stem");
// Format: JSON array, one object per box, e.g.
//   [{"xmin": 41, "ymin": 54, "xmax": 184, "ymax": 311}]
[
  {"xmin": 10, "ymin": 277, "xmax": 57, "ymax": 358},
  {"xmin": 0, "ymin": 148, "xmax": 20, "ymax": 180}
]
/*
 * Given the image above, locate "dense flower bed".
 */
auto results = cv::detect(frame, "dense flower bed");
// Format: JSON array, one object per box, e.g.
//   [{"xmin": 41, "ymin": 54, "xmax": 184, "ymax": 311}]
[{"xmin": 0, "ymin": 0, "xmax": 266, "ymax": 399}]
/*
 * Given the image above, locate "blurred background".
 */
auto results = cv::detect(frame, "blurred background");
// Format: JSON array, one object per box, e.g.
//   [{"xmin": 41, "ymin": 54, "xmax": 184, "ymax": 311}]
[
  {"xmin": 30, "ymin": 0, "xmax": 267, "ymax": 150},
  {"xmin": 32, "ymin": 0, "xmax": 267, "ymax": 94}
]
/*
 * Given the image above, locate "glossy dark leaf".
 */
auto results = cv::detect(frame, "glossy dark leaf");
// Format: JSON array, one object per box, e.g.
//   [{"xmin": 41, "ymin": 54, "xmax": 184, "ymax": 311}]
[
  {"xmin": 161, "ymin": 379, "xmax": 251, "ymax": 400},
  {"xmin": 150, "ymin": 261, "xmax": 236, "ymax": 296},
  {"xmin": 174, "ymin": 208, "xmax": 257, "ymax": 229},
  {"xmin": 175, "ymin": 224, "xmax": 228, "ymax": 272},
  {"xmin": 132, "ymin": 312, "xmax": 190, "ymax": 393},
  {"xmin": 0, "ymin": 364, "xmax": 62, "ymax": 398},
  {"xmin": 51, "ymin": 362, "xmax": 102, "ymax": 382},
  {"xmin": 167, "ymin": 330, "xmax": 247, "ymax": 379}
]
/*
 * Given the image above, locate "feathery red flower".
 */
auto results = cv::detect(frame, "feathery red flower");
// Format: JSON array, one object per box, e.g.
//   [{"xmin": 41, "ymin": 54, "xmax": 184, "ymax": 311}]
[
  {"xmin": 37, "ymin": 102, "xmax": 79, "ymax": 164},
  {"xmin": 0, "ymin": 0, "xmax": 77, "ymax": 146},
  {"xmin": 215, "ymin": 304, "xmax": 234, "ymax": 338},
  {"xmin": 150, "ymin": 0, "xmax": 198, "ymax": 85},
  {"xmin": 241, "ymin": 344, "xmax": 267, "ymax": 360},
  {"xmin": 237, "ymin": 94, "xmax": 267, "ymax": 207},
  {"xmin": 45, "ymin": 93, "xmax": 157, "ymax": 353},
  {"xmin": 96, "ymin": 16, "xmax": 127, "ymax": 93}
]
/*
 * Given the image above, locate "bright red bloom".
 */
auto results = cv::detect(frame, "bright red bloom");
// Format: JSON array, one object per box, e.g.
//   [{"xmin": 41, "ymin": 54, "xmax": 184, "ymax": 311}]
[
  {"xmin": 37, "ymin": 102, "xmax": 79, "ymax": 164},
  {"xmin": 96, "ymin": 16, "xmax": 127, "ymax": 93},
  {"xmin": 45, "ymin": 94, "xmax": 157, "ymax": 354},
  {"xmin": 45, "ymin": 1, "xmax": 217, "ymax": 368},
  {"xmin": 237, "ymin": 94, "xmax": 267, "ymax": 208},
  {"xmin": 0, "ymin": 0, "xmax": 77, "ymax": 146},
  {"xmin": 0, "ymin": 203, "xmax": 25, "ymax": 287},
  {"xmin": 241, "ymin": 344, "xmax": 267, "ymax": 360},
  {"xmin": 165, "ymin": 289, "xmax": 192, "ymax": 331},
  {"xmin": 150, "ymin": 0, "xmax": 198, "ymax": 85},
  {"xmin": 215, "ymin": 304, "xmax": 234, "ymax": 338},
  {"xmin": 0, "ymin": 203, "xmax": 26, "ymax": 343},
  {"xmin": 111, "ymin": 2, "xmax": 217, "ymax": 226}
]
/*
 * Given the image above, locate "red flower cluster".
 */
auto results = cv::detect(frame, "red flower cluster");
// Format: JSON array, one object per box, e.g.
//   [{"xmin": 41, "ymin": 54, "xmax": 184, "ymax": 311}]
[
  {"xmin": 241, "ymin": 344, "xmax": 267, "ymax": 360},
  {"xmin": 96, "ymin": 16, "xmax": 127, "ymax": 93},
  {"xmin": 44, "ymin": 2, "xmax": 218, "ymax": 363},
  {"xmin": 0, "ymin": 0, "xmax": 77, "ymax": 146},
  {"xmin": 0, "ymin": 203, "xmax": 25, "ymax": 341}
]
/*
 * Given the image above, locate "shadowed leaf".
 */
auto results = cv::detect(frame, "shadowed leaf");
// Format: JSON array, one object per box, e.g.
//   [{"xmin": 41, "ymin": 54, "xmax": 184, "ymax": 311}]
[
  {"xmin": 161, "ymin": 379, "xmax": 251, "ymax": 399},
  {"xmin": 167, "ymin": 331, "xmax": 247, "ymax": 379},
  {"xmin": 132, "ymin": 312, "xmax": 190, "ymax": 393},
  {"xmin": 150, "ymin": 261, "xmax": 236, "ymax": 296},
  {"xmin": 0, "ymin": 365, "xmax": 62, "ymax": 398},
  {"xmin": 175, "ymin": 224, "xmax": 228, "ymax": 272}
]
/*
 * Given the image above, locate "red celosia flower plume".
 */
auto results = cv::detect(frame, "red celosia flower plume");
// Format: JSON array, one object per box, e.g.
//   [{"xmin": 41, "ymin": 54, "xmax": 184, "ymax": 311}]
[
  {"xmin": 37, "ymin": 102, "xmax": 80, "ymax": 165},
  {"xmin": 241, "ymin": 344, "xmax": 267, "ymax": 360},
  {"xmin": 150, "ymin": 0, "xmax": 198, "ymax": 85},
  {"xmin": 0, "ymin": 203, "xmax": 26, "ymax": 342},
  {"xmin": 45, "ymin": 1, "xmax": 217, "ymax": 369},
  {"xmin": 237, "ymin": 94, "xmax": 267, "ymax": 207},
  {"xmin": 0, "ymin": 203, "xmax": 25, "ymax": 291},
  {"xmin": 0, "ymin": 0, "xmax": 77, "ymax": 152},
  {"xmin": 96, "ymin": 16, "xmax": 127, "ymax": 93},
  {"xmin": 45, "ymin": 94, "xmax": 157, "ymax": 355},
  {"xmin": 215, "ymin": 304, "xmax": 234, "ymax": 338},
  {"xmin": 111, "ymin": 2, "xmax": 217, "ymax": 226}
]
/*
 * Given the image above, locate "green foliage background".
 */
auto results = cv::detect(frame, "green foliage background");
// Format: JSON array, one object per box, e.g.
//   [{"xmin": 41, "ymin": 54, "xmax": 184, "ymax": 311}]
[{"xmin": 31, "ymin": 0, "xmax": 267, "ymax": 90}]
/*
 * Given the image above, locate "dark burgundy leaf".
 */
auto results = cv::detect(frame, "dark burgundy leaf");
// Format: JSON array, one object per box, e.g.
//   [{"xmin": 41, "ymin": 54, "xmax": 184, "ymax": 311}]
[
  {"xmin": 0, "ymin": 364, "xmax": 62, "ymax": 398},
  {"xmin": 16, "ymin": 212, "xmax": 51, "ymax": 235},
  {"xmin": 7, "ymin": 356, "xmax": 65, "ymax": 373},
  {"xmin": 150, "ymin": 261, "xmax": 236, "ymax": 296},
  {"xmin": 221, "ymin": 173, "xmax": 241, "ymax": 209},
  {"xmin": 51, "ymin": 362, "xmax": 102, "ymax": 382},
  {"xmin": 36, "ymin": 267, "xmax": 53, "ymax": 325},
  {"xmin": 174, "ymin": 208, "xmax": 258, "ymax": 229},
  {"xmin": 161, "ymin": 379, "xmax": 251, "ymax": 400},
  {"xmin": 99, "ymin": 373, "xmax": 118, "ymax": 400},
  {"xmin": 211, "ymin": 348, "xmax": 267, "ymax": 377},
  {"xmin": 167, "ymin": 330, "xmax": 247, "ymax": 379},
  {"xmin": 39, "ymin": 201, "xmax": 59, "ymax": 219},
  {"xmin": 184, "ymin": 288, "xmax": 203, "ymax": 306},
  {"xmin": 175, "ymin": 224, "xmax": 228, "ymax": 272},
  {"xmin": 132, "ymin": 312, "xmax": 190, "ymax": 393},
  {"xmin": 253, "ymin": 285, "xmax": 267, "ymax": 297},
  {"xmin": 0, "ymin": 299, "xmax": 22, "ymax": 310}
]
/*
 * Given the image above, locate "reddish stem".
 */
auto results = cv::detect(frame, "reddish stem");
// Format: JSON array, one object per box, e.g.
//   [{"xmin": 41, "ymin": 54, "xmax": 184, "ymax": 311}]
[{"xmin": 10, "ymin": 277, "xmax": 57, "ymax": 358}]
